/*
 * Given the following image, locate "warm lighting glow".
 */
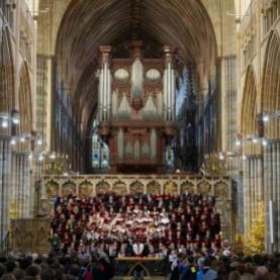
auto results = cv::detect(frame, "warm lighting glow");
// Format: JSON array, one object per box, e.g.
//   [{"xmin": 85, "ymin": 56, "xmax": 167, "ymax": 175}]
[
  {"xmin": 1, "ymin": 119, "xmax": 8, "ymax": 128},
  {"xmin": 10, "ymin": 137, "xmax": 16, "ymax": 145},
  {"xmin": 262, "ymin": 115, "xmax": 269, "ymax": 122},
  {"xmin": 219, "ymin": 152, "xmax": 225, "ymax": 160},
  {"xmin": 262, "ymin": 139, "xmax": 268, "ymax": 146},
  {"xmin": 50, "ymin": 153, "xmax": 56, "ymax": 159},
  {"xmin": 37, "ymin": 138, "xmax": 43, "ymax": 145},
  {"xmin": 235, "ymin": 139, "xmax": 241, "ymax": 146}
]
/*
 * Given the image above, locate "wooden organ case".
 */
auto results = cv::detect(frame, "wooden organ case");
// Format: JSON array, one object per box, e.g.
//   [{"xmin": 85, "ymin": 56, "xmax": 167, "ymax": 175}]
[{"xmin": 97, "ymin": 41, "xmax": 177, "ymax": 174}]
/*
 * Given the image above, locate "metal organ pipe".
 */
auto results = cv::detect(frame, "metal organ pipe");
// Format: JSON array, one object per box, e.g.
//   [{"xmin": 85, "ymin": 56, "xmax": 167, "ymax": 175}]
[
  {"xmin": 171, "ymin": 68, "xmax": 175, "ymax": 121},
  {"xmin": 163, "ymin": 69, "xmax": 168, "ymax": 120},
  {"xmin": 108, "ymin": 71, "xmax": 111, "ymax": 120},
  {"xmin": 99, "ymin": 68, "xmax": 104, "ymax": 121},
  {"xmin": 168, "ymin": 62, "xmax": 171, "ymax": 121}
]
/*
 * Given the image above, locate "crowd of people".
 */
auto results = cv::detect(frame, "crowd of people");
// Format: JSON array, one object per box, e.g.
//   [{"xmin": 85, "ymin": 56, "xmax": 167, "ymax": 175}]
[
  {"xmin": 50, "ymin": 192, "xmax": 222, "ymax": 257},
  {"xmin": 1, "ymin": 249, "xmax": 280, "ymax": 279},
  {"xmin": 0, "ymin": 191, "xmax": 280, "ymax": 279}
]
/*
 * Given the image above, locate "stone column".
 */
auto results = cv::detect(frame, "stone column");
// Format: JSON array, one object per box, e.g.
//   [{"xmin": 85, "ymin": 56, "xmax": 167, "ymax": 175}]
[
  {"xmin": 12, "ymin": 152, "xmax": 30, "ymax": 218},
  {"xmin": 0, "ymin": 136, "xmax": 12, "ymax": 243},
  {"xmin": 243, "ymin": 158, "xmax": 251, "ymax": 239},
  {"xmin": 263, "ymin": 140, "xmax": 280, "ymax": 252}
]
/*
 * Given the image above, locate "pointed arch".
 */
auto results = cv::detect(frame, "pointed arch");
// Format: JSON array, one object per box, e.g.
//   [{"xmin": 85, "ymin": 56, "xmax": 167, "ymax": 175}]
[
  {"xmin": 261, "ymin": 30, "xmax": 280, "ymax": 139},
  {"xmin": 0, "ymin": 26, "xmax": 15, "ymax": 112},
  {"xmin": 18, "ymin": 62, "xmax": 32, "ymax": 135},
  {"xmin": 241, "ymin": 65, "xmax": 258, "ymax": 154}
]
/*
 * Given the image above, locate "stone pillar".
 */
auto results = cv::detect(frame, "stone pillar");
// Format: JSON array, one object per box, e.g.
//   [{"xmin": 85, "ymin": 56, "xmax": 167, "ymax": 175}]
[
  {"xmin": 0, "ymin": 136, "xmax": 12, "ymax": 243},
  {"xmin": 11, "ymin": 152, "xmax": 30, "ymax": 219},
  {"xmin": 264, "ymin": 140, "xmax": 280, "ymax": 252},
  {"xmin": 244, "ymin": 155, "xmax": 263, "ymax": 239},
  {"xmin": 243, "ymin": 158, "xmax": 251, "ymax": 239}
]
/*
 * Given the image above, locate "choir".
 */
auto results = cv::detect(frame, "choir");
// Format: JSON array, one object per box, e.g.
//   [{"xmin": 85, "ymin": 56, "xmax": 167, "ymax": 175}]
[{"xmin": 50, "ymin": 192, "xmax": 222, "ymax": 257}]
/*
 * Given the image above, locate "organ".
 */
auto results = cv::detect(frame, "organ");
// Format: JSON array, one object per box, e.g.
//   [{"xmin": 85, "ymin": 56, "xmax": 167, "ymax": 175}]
[{"xmin": 97, "ymin": 41, "xmax": 178, "ymax": 173}]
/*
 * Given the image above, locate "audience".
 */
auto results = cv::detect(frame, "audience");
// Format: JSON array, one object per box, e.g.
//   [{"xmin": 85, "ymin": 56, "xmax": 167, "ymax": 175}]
[{"xmin": 1, "ymin": 192, "xmax": 280, "ymax": 279}]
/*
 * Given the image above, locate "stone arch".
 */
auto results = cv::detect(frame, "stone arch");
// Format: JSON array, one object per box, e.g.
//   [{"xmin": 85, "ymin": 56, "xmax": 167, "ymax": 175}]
[
  {"xmin": 261, "ymin": 30, "xmax": 280, "ymax": 139},
  {"xmin": 241, "ymin": 66, "xmax": 258, "ymax": 155},
  {"xmin": 0, "ymin": 26, "xmax": 15, "ymax": 113},
  {"xmin": 18, "ymin": 62, "xmax": 32, "ymax": 139},
  {"xmin": 61, "ymin": 180, "xmax": 76, "ymax": 196}
]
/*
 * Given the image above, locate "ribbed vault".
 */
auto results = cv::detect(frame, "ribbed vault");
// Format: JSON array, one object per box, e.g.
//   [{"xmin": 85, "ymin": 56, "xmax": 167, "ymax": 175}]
[{"xmin": 52, "ymin": 0, "xmax": 217, "ymax": 133}]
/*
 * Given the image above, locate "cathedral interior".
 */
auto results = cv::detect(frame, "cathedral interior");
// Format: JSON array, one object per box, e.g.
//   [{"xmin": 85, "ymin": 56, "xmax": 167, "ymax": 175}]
[{"xmin": 1, "ymin": 0, "xmax": 280, "ymax": 256}]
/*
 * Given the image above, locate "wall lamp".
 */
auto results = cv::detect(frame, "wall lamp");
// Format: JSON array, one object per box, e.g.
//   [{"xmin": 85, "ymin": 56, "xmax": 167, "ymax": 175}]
[
  {"xmin": 235, "ymin": 135, "xmax": 268, "ymax": 147},
  {"xmin": 0, "ymin": 111, "xmax": 20, "ymax": 128},
  {"xmin": 258, "ymin": 111, "xmax": 280, "ymax": 123}
]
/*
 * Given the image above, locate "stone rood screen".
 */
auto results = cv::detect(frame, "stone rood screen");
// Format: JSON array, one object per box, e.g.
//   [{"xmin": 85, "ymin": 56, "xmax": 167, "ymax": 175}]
[{"xmin": 97, "ymin": 41, "xmax": 177, "ymax": 174}]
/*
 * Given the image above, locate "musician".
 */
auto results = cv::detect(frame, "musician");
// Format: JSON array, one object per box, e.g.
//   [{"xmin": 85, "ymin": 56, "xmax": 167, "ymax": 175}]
[{"xmin": 132, "ymin": 238, "xmax": 145, "ymax": 257}]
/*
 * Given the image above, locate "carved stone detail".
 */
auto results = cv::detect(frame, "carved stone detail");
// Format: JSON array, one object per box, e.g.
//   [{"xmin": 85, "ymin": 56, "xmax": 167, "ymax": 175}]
[
  {"xmin": 197, "ymin": 180, "xmax": 211, "ymax": 194},
  {"xmin": 181, "ymin": 181, "xmax": 195, "ymax": 194},
  {"xmin": 164, "ymin": 180, "xmax": 177, "ymax": 194},
  {"xmin": 214, "ymin": 181, "xmax": 229, "ymax": 199},
  {"xmin": 46, "ymin": 180, "xmax": 59, "ymax": 198},
  {"xmin": 130, "ymin": 180, "xmax": 144, "ymax": 194},
  {"xmin": 147, "ymin": 180, "xmax": 161, "ymax": 194},
  {"xmin": 96, "ymin": 181, "xmax": 110, "ymax": 194},
  {"xmin": 79, "ymin": 180, "xmax": 93, "ymax": 197},
  {"xmin": 62, "ymin": 181, "xmax": 76, "ymax": 196}
]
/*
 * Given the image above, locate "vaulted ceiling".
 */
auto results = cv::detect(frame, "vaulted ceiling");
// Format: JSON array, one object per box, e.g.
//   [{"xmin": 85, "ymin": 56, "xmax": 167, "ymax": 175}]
[{"xmin": 37, "ymin": 0, "xmax": 236, "ymax": 134}]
